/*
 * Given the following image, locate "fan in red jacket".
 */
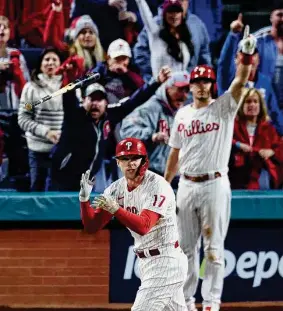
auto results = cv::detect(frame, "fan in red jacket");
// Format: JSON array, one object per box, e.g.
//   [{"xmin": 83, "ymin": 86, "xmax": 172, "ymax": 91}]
[{"xmin": 229, "ymin": 87, "xmax": 283, "ymax": 189}]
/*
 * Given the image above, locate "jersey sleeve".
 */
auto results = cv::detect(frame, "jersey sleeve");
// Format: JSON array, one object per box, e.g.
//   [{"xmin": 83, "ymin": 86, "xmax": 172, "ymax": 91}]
[
  {"xmin": 217, "ymin": 92, "xmax": 239, "ymax": 118},
  {"xmin": 142, "ymin": 180, "xmax": 172, "ymax": 217},
  {"xmin": 168, "ymin": 111, "xmax": 182, "ymax": 149}
]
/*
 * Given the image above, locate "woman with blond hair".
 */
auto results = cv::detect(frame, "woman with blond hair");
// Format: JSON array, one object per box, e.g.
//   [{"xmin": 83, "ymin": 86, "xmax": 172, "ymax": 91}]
[
  {"xmin": 43, "ymin": 1, "xmax": 105, "ymax": 80},
  {"xmin": 229, "ymin": 87, "xmax": 283, "ymax": 189}
]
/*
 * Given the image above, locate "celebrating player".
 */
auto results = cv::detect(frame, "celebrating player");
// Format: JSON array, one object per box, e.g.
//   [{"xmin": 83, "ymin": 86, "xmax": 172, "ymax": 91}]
[
  {"xmin": 164, "ymin": 26, "xmax": 257, "ymax": 311},
  {"xmin": 79, "ymin": 137, "xmax": 188, "ymax": 310}
]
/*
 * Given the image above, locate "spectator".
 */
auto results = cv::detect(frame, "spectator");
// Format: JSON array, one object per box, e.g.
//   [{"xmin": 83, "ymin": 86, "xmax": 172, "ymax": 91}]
[
  {"xmin": 120, "ymin": 71, "xmax": 190, "ymax": 189},
  {"xmin": 70, "ymin": 0, "xmax": 137, "ymax": 49},
  {"xmin": 217, "ymin": 17, "xmax": 283, "ymax": 136},
  {"xmin": 0, "ymin": 16, "xmax": 30, "ymax": 110},
  {"xmin": 133, "ymin": 0, "xmax": 211, "ymax": 82},
  {"xmin": 93, "ymin": 38, "xmax": 144, "ymax": 104},
  {"xmin": 18, "ymin": 0, "xmax": 72, "ymax": 48},
  {"xmin": 18, "ymin": 47, "xmax": 65, "ymax": 191},
  {"xmin": 51, "ymin": 66, "xmax": 172, "ymax": 191},
  {"xmin": 44, "ymin": 1, "xmax": 105, "ymax": 72},
  {"xmin": 229, "ymin": 88, "xmax": 283, "ymax": 190}
]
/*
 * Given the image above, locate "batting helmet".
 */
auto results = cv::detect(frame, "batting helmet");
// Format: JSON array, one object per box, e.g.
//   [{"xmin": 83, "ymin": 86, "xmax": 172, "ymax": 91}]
[
  {"xmin": 190, "ymin": 65, "xmax": 217, "ymax": 98},
  {"xmin": 115, "ymin": 138, "xmax": 149, "ymax": 177}
]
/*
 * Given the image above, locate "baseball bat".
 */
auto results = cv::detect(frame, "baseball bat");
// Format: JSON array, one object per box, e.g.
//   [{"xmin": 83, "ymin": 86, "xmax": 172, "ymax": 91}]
[{"xmin": 25, "ymin": 72, "xmax": 100, "ymax": 111}]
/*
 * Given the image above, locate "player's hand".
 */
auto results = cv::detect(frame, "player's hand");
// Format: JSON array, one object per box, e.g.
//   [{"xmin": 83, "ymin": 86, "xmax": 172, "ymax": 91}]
[
  {"xmin": 92, "ymin": 195, "xmax": 119, "ymax": 214},
  {"xmin": 258, "ymin": 149, "xmax": 274, "ymax": 160},
  {"xmin": 79, "ymin": 170, "xmax": 95, "ymax": 202},
  {"xmin": 239, "ymin": 142, "xmax": 252, "ymax": 153},
  {"xmin": 157, "ymin": 66, "xmax": 172, "ymax": 83},
  {"xmin": 51, "ymin": 0, "xmax": 62, "ymax": 12},
  {"xmin": 230, "ymin": 13, "xmax": 244, "ymax": 33},
  {"xmin": 152, "ymin": 132, "xmax": 169, "ymax": 144},
  {"xmin": 46, "ymin": 130, "xmax": 61, "ymax": 144},
  {"xmin": 239, "ymin": 25, "xmax": 257, "ymax": 55}
]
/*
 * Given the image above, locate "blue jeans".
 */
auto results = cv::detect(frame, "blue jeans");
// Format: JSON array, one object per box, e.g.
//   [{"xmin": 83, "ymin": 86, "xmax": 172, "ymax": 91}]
[{"xmin": 28, "ymin": 150, "xmax": 52, "ymax": 191}]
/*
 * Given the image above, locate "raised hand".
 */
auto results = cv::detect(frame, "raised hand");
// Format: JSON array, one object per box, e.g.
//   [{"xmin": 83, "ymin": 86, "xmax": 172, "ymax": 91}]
[
  {"xmin": 239, "ymin": 25, "xmax": 257, "ymax": 55},
  {"xmin": 230, "ymin": 13, "xmax": 244, "ymax": 33},
  {"xmin": 157, "ymin": 66, "xmax": 172, "ymax": 83},
  {"xmin": 79, "ymin": 170, "xmax": 95, "ymax": 202}
]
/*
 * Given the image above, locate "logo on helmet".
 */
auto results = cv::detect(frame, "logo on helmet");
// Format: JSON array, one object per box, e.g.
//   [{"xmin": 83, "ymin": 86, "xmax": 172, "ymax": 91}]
[{"xmin": 125, "ymin": 142, "xmax": 132, "ymax": 150}]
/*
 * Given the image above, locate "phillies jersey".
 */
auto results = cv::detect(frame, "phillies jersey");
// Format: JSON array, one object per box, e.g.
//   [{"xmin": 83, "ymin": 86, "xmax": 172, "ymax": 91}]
[
  {"xmin": 103, "ymin": 170, "xmax": 178, "ymax": 250},
  {"xmin": 169, "ymin": 92, "xmax": 238, "ymax": 175}
]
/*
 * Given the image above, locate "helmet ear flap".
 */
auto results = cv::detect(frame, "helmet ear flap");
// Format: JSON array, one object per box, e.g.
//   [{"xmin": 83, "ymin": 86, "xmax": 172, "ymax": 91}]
[{"xmin": 138, "ymin": 156, "xmax": 149, "ymax": 177}]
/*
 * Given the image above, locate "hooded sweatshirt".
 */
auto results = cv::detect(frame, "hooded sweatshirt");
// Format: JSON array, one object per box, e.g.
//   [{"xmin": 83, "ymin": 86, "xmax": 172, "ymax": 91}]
[{"xmin": 120, "ymin": 80, "xmax": 179, "ymax": 174}]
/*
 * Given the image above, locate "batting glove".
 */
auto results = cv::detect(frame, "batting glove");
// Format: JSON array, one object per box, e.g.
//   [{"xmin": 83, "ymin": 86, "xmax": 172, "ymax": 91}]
[
  {"xmin": 79, "ymin": 170, "xmax": 95, "ymax": 202},
  {"xmin": 92, "ymin": 195, "xmax": 119, "ymax": 214},
  {"xmin": 239, "ymin": 25, "xmax": 257, "ymax": 55}
]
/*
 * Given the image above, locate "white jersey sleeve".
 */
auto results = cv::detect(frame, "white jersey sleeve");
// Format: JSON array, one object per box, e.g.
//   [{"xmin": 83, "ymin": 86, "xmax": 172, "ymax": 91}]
[
  {"xmin": 168, "ymin": 110, "xmax": 182, "ymax": 149},
  {"xmin": 217, "ymin": 92, "xmax": 238, "ymax": 118}
]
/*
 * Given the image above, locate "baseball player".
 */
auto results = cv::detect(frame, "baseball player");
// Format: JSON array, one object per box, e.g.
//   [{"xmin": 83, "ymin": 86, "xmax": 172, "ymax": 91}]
[
  {"xmin": 79, "ymin": 137, "xmax": 188, "ymax": 311},
  {"xmin": 164, "ymin": 26, "xmax": 257, "ymax": 311}
]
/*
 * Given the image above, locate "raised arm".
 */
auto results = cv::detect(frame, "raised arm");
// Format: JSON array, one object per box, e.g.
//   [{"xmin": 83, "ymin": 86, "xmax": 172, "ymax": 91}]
[
  {"xmin": 228, "ymin": 25, "xmax": 256, "ymax": 104},
  {"xmin": 135, "ymin": 0, "xmax": 159, "ymax": 34}
]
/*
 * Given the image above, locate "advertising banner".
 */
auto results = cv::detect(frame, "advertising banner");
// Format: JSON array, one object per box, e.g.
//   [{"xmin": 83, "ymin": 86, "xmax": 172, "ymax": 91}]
[{"xmin": 110, "ymin": 226, "xmax": 283, "ymax": 302}]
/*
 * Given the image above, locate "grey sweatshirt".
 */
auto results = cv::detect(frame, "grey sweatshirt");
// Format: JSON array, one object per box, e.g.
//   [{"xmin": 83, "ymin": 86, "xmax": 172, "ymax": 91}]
[{"xmin": 18, "ymin": 74, "xmax": 64, "ymax": 152}]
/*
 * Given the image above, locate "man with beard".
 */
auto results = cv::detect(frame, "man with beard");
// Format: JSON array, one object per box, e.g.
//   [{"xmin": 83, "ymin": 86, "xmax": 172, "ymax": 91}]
[
  {"xmin": 119, "ymin": 71, "xmax": 190, "ymax": 190},
  {"xmin": 51, "ymin": 66, "xmax": 171, "ymax": 191},
  {"xmin": 217, "ymin": 12, "xmax": 283, "ymax": 136},
  {"xmin": 164, "ymin": 26, "xmax": 256, "ymax": 311},
  {"xmin": 221, "ymin": 3, "xmax": 283, "ymax": 115}
]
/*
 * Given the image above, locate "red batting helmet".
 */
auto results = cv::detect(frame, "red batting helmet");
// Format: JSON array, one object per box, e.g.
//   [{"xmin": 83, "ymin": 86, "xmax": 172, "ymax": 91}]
[
  {"xmin": 190, "ymin": 65, "xmax": 217, "ymax": 98},
  {"xmin": 115, "ymin": 138, "xmax": 149, "ymax": 177}
]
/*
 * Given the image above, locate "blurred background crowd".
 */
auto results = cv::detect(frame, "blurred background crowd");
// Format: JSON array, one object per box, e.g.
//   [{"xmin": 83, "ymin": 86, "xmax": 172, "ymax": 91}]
[{"xmin": 0, "ymin": 0, "xmax": 283, "ymax": 192}]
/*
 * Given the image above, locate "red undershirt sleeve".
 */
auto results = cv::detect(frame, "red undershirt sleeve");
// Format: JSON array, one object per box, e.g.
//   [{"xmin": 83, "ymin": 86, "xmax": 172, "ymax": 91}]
[
  {"xmin": 80, "ymin": 201, "xmax": 113, "ymax": 233},
  {"xmin": 114, "ymin": 208, "xmax": 161, "ymax": 236}
]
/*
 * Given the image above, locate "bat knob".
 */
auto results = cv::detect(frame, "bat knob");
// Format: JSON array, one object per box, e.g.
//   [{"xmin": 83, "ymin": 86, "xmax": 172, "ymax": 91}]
[{"xmin": 25, "ymin": 103, "xmax": 33, "ymax": 111}]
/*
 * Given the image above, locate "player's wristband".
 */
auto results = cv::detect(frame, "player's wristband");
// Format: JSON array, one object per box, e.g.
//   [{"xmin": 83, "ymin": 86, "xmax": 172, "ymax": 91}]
[
  {"xmin": 235, "ymin": 141, "xmax": 241, "ymax": 149},
  {"xmin": 240, "ymin": 52, "xmax": 253, "ymax": 65}
]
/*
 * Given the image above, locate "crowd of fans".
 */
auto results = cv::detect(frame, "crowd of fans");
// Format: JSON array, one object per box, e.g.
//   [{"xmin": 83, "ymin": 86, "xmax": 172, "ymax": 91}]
[{"xmin": 0, "ymin": 0, "xmax": 283, "ymax": 192}]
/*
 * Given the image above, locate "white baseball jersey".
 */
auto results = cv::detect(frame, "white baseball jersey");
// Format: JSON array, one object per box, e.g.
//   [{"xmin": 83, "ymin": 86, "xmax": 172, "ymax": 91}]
[
  {"xmin": 103, "ymin": 170, "xmax": 178, "ymax": 251},
  {"xmin": 169, "ymin": 92, "xmax": 238, "ymax": 175}
]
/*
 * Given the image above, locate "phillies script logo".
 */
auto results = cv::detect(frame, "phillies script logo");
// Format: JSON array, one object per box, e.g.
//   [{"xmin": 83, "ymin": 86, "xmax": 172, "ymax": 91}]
[{"xmin": 178, "ymin": 120, "xmax": 220, "ymax": 137}]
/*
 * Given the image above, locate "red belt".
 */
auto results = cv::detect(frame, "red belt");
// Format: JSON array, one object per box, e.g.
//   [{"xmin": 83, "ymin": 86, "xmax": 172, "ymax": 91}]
[
  {"xmin": 136, "ymin": 241, "xmax": 179, "ymax": 258},
  {"xmin": 184, "ymin": 172, "xmax": 221, "ymax": 183}
]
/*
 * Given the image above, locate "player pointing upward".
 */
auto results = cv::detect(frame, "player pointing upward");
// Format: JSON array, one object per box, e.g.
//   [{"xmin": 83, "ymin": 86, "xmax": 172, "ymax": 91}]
[
  {"xmin": 164, "ymin": 26, "xmax": 257, "ymax": 311},
  {"xmin": 79, "ymin": 137, "xmax": 188, "ymax": 310}
]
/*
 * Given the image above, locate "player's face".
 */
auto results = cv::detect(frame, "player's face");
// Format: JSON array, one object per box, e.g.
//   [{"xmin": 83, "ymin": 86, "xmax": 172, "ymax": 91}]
[
  {"xmin": 107, "ymin": 56, "xmax": 130, "ymax": 75},
  {"xmin": 190, "ymin": 79, "xmax": 212, "ymax": 101},
  {"xmin": 117, "ymin": 155, "xmax": 143, "ymax": 180},
  {"xmin": 243, "ymin": 93, "xmax": 260, "ymax": 118},
  {"xmin": 271, "ymin": 9, "xmax": 283, "ymax": 35},
  {"xmin": 40, "ymin": 52, "xmax": 61, "ymax": 77},
  {"xmin": 167, "ymin": 85, "xmax": 189, "ymax": 109},
  {"xmin": 0, "ymin": 19, "xmax": 10, "ymax": 44},
  {"xmin": 83, "ymin": 92, "xmax": 107, "ymax": 120},
  {"xmin": 165, "ymin": 11, "xmax": 183, "ymax": 28},
  {"xmin": 77, "ymin": 28, "xmax": 96, "ymax": 48}
]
